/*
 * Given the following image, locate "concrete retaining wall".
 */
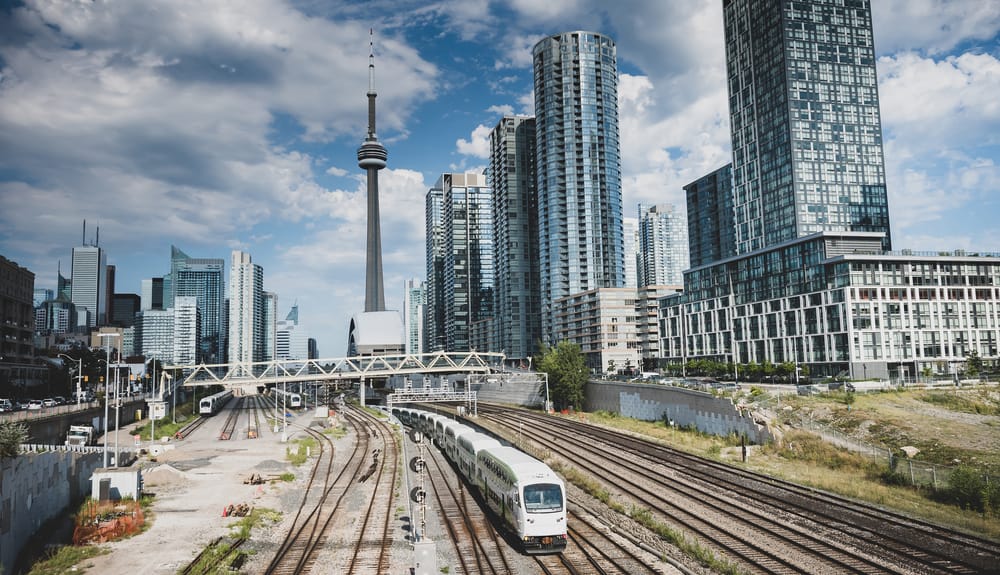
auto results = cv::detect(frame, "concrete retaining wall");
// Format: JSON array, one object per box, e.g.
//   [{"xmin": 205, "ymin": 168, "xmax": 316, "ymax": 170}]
[
  {"xmin": 0, "ymin": 449, "xmax": 104, "ymax": 573},
  {"xmin": 585, "ymin": 381, "xmax": 772, "ymax": 444}
]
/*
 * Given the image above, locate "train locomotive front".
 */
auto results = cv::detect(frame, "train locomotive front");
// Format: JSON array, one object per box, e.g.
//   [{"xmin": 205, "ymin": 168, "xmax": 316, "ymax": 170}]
[{"xmin": 477, "ymin": 446, "xmax": 568, "ymax": 554}]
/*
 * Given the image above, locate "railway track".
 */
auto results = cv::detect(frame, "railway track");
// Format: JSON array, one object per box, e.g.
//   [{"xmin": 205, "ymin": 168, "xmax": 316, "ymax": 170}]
[
  {"xmin": 264, "ymin": 404, "xmax": 398, "ymax": 574},
  {"xmin": 477, "ymin": 406, "xmax": 1000, "ymax": 575},
  {"xmin": 218, "ymin": 396, "xmax": 243, "ymax": 440},
  {"xmin": 174, "ymin": 414, "xmax": 207, "ymax": 440}
]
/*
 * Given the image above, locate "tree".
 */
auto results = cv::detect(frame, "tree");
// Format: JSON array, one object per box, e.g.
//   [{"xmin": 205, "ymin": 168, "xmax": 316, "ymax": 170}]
[
  {"xmin": 965, "ymin": 350, "xmax": 984, "ymax": 377},
  {"xmin": 0, "ymin": 421, "xmax": 29, "ymax": 458},
  {"xmin": 535, "ymin": 341, "xmax": 588, "ymax": 411}
]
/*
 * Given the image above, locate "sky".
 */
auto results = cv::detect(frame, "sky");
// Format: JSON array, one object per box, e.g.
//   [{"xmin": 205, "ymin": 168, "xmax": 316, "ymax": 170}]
[{"xmin": 1, "ymin": 0, "xmax": 999, "ymax": 358}]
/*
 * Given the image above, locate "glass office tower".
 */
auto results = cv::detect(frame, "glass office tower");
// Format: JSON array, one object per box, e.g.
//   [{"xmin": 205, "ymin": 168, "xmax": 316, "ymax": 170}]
[
  {"xmin": 723, "ymin": 0, "xmax": 890, "ymax": 254},
  {"xmin": 533, "ymin": 31, "xmax": 624, "ymax": 343},
  {"xmin": 170, "ymin": 246, "xmax": 225, "ymax": 363}
]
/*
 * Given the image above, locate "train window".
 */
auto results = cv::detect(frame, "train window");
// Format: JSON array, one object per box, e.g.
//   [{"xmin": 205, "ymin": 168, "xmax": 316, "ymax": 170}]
[{"xmin": 523, "ymin": 483, "xmax": 563, "ymax": 512}]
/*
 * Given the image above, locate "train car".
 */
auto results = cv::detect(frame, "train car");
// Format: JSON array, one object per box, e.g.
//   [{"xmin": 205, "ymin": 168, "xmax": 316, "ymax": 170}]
[
  {"xmin": 199, "ymin": 389, "xmax": 233, "ymax": 416},
  {"xmin": 476, "ymin": 446, "xmax": 568, "ymax": 554},
  {"xmin": 455, "ymin": 430, "xmax": 501, "ymax": 481},
  {"xmin": 272, "ymin": 387, "xmax": 302, "ymax": 408},
  {"xmin": 441, "ymin": 419, "xmax": 476, "ymax": 462}
]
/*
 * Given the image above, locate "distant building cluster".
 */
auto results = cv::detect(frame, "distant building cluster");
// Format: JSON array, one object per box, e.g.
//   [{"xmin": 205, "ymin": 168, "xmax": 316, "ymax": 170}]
[{"xmin": 3, "ymin": 238, "xmax": 316, "ymax": 398}]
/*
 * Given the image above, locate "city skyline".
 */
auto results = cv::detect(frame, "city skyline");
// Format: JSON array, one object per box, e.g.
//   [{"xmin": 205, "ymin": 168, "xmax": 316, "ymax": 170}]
[{"xmin": 1, "ymin": 1, "xmax": 998, "ymax": 354}]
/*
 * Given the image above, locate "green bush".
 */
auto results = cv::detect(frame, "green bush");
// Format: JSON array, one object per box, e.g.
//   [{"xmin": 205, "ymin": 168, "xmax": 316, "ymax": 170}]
[
  {"xmin": 0, "ymin": 421, "xmax": 29, "ymax": 458},
  {"xmin": 938, "ymin": 466, "xmax": 1000, "ymax": 514}
]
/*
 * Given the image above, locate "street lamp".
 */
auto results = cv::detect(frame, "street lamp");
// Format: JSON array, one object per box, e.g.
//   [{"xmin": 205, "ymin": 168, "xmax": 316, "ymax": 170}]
[
  {"xmin": 58, "ymin": 354, "xmax": 83, "ymax": 405},
  {"xmin": 97, "ymin": 333, "xmax": 120, "ymax": 468}
]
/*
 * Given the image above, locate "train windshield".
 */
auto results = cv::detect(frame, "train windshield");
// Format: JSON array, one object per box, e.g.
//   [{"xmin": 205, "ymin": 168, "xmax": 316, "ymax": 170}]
[{"xmin": 522, "ymin": 483, "xmax": 563, "ymax": 513}]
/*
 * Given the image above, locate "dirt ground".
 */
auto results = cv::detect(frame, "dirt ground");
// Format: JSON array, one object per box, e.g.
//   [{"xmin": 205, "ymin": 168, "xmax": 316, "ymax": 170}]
[{"xmin": 775, "ymin": 385, "xmax": 1000, "ymax": 469}]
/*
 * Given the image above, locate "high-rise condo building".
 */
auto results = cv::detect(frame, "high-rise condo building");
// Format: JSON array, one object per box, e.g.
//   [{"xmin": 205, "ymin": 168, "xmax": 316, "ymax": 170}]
[
  {"xmin": 228, "ymin": 250, "xmax": 264, "ymax": 369},
  {"xmin": 637, "ymin": 204, "xmax": 689, "ymax": 287},
  {"xmin": 488, "ymin": 115, "xmax": 540, "ymax": 360},
  {"xmin": 169, "ymin": 246, "xmax": 226, "ymax": 363},
  {"xmin": 172, "ymin": 296, "xmax": 200, "ymax": 366},
  {"xmin": 685, "ymin": 164, "xmax": 735, "ymax": 269},
  {"xmin": 533, "ymin": 31, "xmax": 624, "ymax": 343},
  {"xmin": 723, "ymin": 0, "xmax": 890, "ymax": 254}
]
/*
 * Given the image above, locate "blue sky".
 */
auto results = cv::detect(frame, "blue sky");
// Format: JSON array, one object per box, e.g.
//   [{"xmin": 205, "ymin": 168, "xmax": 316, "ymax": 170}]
[{"xmin": 1, "ymin": 0, "xmax": 999, "ymax": 357}]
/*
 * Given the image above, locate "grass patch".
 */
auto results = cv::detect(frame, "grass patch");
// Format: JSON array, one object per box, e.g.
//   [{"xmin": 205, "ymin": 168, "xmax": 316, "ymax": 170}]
[
  {"xmin": 25, "ymin": 544, "xmax": 107, "ymax": 575},
  {"xmin": 277, "ymin": 472, "xmax": 295, "ymax": 482},
  {"xmin": 918, "ymin": 391, "xmax": 1000, "ymax": 416},
  {"xmin": 228, "ymin": 507, "xmax": 281, "ymax": 539},
  {"xmin": 286, "ymin": 436, "xmax": 319, "ymax": 465}
]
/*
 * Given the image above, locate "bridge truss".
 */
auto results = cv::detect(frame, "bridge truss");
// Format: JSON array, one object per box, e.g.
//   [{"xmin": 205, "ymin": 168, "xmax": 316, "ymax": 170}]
[{"xmin": 167, "ymin": 350, "xmax": 507, "ymax": 389}]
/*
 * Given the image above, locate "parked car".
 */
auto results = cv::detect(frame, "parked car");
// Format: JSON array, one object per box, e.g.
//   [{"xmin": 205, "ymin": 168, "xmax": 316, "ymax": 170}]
[
  {"xmin": 27, "ymin": 399, "xmax": 43, "ymax": 410},
  {"xmin": 53, "ymin": 395, "xmax": 67, "ymax": 405},
  {"xmin": 0, "ymin": 398, "xmax": 12, "ymax": 413},
  {"xmin": 42, "ymin": 398, "xmax": 57, "ymax": 408}
]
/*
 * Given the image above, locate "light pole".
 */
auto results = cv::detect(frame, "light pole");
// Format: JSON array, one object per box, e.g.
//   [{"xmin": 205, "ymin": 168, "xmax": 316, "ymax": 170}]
[
  {"xmin": 58, "ymin": 354, "xmax": 83, "ymax": 405},
  {"xmin": 114, "ymin": 348, "xmax": 121, "ymax": 467},
  {"xmin": 97, "ymin": 333, "xmax": 120, "ymax": 468}
]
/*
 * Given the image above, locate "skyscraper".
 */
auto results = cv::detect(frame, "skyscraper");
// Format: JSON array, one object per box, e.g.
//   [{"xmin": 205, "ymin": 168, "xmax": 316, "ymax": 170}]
[
  {"xmin": 637, "ymin": 204, "xmax": 689, "ymax": 287},
  {"xmin": 685, "ymin": 164, "xmax": 735, "ymax": 269},
  {"xmin": 169, "ymin": 246, "xmax": 225, "ymax": 363},
  {"xmin": 141, "ymin": 277, "xmax": 165, "ymax": 311},
  {"xmin": 439, "ymin": 173, "xmax": 494, "ymax": 352},
  {"xmin": 228, "ymin": 250, "xmax": 264, "ymax": 368},
  {"xmin": 402, "ymin": 278, "xmax": 425, "ymax": 355},
  {"xmin": 424, "ymin": 185, "xmax": 445, "ymax": 352},
  {"xmin": 723, "ymin": 0, "xmax": 890, "ymax": 254},
  {"xmin": 533, "ymin": 31, "xmax": 624, "ymax": 343},
  {"xmin": 172, "ymin": 296, "xmax": 200, "ymax": 366},
  {"xmin": 488, "ymin": 115, "xmax": 540, "ymax": 360},
  {"xmin": 71, "ymin": 244, "xmax": 107, "ymax": 328}
]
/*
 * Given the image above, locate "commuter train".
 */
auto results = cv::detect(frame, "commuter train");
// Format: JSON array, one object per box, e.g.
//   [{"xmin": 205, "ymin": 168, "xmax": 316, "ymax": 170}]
[
  {"xmin": 393, "ymin": 407, "xmax": 567, "ymax": 554},
  {"xmin": 271, "ymin": 387, "xmax": 303, "ymax": 409},
  {"xmin": 199, "ymin": 389, "xmax": 233, "ymax": 416}
]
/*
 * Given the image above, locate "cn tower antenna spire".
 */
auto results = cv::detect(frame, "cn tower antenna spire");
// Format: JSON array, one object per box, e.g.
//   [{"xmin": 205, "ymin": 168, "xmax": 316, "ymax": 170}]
[{"xmin": 358, "ymin": 28, "xmax": 388, "ymax": 312}]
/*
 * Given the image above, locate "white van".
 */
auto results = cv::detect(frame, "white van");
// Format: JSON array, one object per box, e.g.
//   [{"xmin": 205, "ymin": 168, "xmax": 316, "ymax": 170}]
[{"xmin": 0, "ymin": 398, "xmax": 12, "ymax": 412}]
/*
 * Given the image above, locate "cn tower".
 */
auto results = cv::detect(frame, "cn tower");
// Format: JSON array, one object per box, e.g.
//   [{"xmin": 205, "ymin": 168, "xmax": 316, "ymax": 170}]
[{"xmin": 357, "ymin": 29, "xmax": 388, "ymax": 312}]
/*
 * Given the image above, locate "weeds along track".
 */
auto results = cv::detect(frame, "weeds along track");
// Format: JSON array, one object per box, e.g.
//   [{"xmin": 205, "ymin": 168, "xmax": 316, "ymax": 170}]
[
  {"xmin": 421, "ymin": 432, "xmax": 516, "ymax": 575},
  {"xmin": 477, "ymin": 406, "xmax": 1000, "ymax": 575},
  {"xmin": 264, "ymin": 409, "xmax": 357, "ymax": 575},
  {"xmin": 264, "ymin": 404, "xmax": 398, "ymax": 575},
  {"xmin": 179, "ymin": 536, "xmax": 247, "ymax": 575}
]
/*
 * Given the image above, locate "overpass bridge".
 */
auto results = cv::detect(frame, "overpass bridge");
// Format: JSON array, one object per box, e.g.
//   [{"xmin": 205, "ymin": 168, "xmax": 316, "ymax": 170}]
[{"xmin": 166, "ymin": 351, "xmax": 507, "ymax": 390}]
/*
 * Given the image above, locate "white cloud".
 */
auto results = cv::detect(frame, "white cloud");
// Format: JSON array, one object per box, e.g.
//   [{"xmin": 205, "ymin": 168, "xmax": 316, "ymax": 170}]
[
  {"xmin": 872, "ymin": 0, "xmax": 1000, "ymax": 55},
  {"xmin": 486, "ymin": 104, "xmax": 514, "ymax": 116},
  {"xmin": 326, "ymin": 166, "xmax": 349, "ymax": 177},
  {"xmin": 455, "ymin": 124, "xmax": 492, "ymax": 158}
]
